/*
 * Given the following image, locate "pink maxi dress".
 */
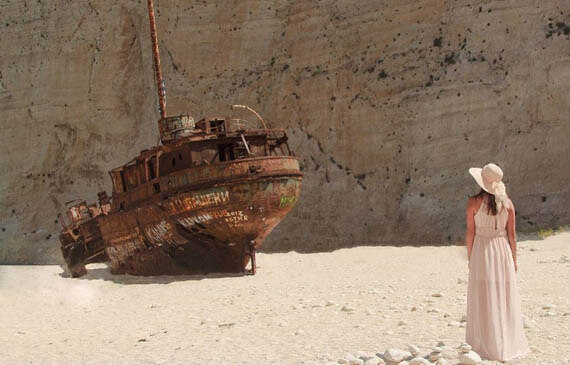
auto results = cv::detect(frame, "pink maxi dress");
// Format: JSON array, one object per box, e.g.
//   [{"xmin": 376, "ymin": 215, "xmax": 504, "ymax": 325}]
[{"xmin": 466, "ymin": 199, "xmax": 529, "ymax": 361}]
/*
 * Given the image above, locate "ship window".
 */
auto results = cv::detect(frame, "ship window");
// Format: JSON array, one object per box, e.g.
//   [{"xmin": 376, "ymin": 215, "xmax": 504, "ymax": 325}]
[
  {"xmin": 202, "ymin": 147, "xmax": 217, "ymax": 164},
  {"xmin": 153, "ymin": 183, "xmax": 160, "ymax": 194},
  {"xmin": 218, "ymin": 144, "xmax": 236, "ymax": 162},
  {"xmin": 159, "ymin": 153, "xmax": 180, "ymax": 175},
  {"xmin": 148, "ymin": 158, "xmax": 156, "ymax": 180},
  {"xmin": 218, "ymin": 144, "xmax": 227, "ymax": 162},
  {"xmin": 120, "ymin": 171, "xmax": 127, "ymax": 192},
  {"xmin": 209, "ymin": 119, "xmax": 226, "ymax": 133},
  {"xmin": 179, "ymin": 153, "xmax": 182, "ymax": 160}
]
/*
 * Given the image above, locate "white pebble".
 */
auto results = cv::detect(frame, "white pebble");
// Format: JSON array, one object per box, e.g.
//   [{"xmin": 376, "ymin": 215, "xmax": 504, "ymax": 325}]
[
  {"xmin": 372, "ymin": 356, "xmax": 387, "ymax": 364},
  {"xmin": 440, "ymin": 346, "xmax": 459, "ymax": 359},
  {"xmin": 349, "ymin": 359, "xmax": 364, "ymax": 365},
  {"xmin": 399, "ymin": 320, "xmax": 407, "ymax": 326},
  {"xmin": 341, "ymin": 306, "xmax": 355, "ymax": 312},
  {"xmin": 429, "ymin": 352, "xmax": 443, "ymax": 361},
  {"xmin": 458, "ymin": 342, "xmax": 471, "ymax": 353},
  {"xmin": 409, "ymin": 358, "xmax": 431, "ymax": 365},
  {"xmin": 384, "ymin": 348, "xmax": 412, "ymax": 362},
  {"xmin": 448, "ymin": 321, "xmax": 461, "ymax": 327},
  {"xmin": 364, "ymin": 358, "xmax": 383, "ymax": 365},
  {"xmin": 407, "ymin": 344, "xmax": 420, "ymax": 357},
  {"xmin": 357, "ymin": 352, "xmax": 374, "ymax": 361},
  {"xmin": 458, "ymin": 350, "xmax": 482, "ymax": 364}
]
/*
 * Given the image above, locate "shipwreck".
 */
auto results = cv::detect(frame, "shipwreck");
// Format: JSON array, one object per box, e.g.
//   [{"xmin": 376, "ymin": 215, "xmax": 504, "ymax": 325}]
[{"xmin": 57, "ymin": 0, "xmax": 302, "ymax": 277}]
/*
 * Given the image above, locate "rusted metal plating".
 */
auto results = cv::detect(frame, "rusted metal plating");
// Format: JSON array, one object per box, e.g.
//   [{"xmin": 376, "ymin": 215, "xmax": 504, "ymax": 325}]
[{"xmin": 59, "ymin": 118, "xmax": 302, "ymax": 277}]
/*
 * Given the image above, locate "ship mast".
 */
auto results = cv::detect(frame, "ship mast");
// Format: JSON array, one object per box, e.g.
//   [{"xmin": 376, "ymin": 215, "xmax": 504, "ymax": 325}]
[{"xmin": 147, "ymin": 0, "xmax": 166, "ymax": 119}]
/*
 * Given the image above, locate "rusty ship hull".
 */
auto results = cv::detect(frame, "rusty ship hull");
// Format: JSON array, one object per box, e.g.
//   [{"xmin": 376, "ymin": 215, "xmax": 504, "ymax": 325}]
[{"xmin": 60, "ymin": 156, "xmax": 302, "ymax": 276}]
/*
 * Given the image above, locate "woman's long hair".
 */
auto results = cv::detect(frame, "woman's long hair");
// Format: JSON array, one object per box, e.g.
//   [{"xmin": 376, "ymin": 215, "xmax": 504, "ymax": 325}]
[{"xmin": 472, "ymin": 189, "xmax": 498, "ymax": 215}]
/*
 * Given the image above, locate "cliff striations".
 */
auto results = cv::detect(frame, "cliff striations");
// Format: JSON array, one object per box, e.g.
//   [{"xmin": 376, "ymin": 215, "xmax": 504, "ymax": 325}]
[{"xmin": 1, "ymin": 0, "xmax": 569, "ymax": 264}]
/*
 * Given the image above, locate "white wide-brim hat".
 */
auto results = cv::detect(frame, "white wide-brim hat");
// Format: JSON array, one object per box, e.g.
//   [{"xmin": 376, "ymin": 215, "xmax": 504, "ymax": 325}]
[{"xmin": 469, "ymin": 163, "xmax": 508, "ymax": 207}]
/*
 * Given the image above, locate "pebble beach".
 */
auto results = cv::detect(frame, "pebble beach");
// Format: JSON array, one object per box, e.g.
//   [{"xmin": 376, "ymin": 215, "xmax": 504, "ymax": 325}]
[{"xmin": 1, "ymin": 232, "xmax": 568, "ymax": 364}]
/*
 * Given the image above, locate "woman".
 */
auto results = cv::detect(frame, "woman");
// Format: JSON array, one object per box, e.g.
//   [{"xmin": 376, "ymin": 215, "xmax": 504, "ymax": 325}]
[{"xmin": 465, "ymin": 163, "xmax": 529, "ymax": 361}]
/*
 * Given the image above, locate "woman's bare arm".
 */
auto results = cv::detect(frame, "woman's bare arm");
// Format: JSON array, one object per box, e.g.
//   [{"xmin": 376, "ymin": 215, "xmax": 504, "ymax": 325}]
[
  {"xmin": 506, "ymin": 199, "xmax": 518, "ymax": 272},
  {"xmin": 465, "ymin": 198, "xmax": 476, "ymax": 262}
]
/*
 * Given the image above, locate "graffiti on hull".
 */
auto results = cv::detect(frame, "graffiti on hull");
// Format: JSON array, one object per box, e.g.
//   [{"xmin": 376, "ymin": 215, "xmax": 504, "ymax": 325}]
[
  {"xmin": 182, "ymin": 189, "xmax": 230, "ymax": 210},
  {"xmin": 178, "ymin": 214, "xmax": 214, "ymax": 230}
]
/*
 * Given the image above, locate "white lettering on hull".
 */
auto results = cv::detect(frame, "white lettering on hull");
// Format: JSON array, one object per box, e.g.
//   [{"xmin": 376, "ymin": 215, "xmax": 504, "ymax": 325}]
[
  {"xmin": 145, "ymin": 220, "xmax": 176, "ymax": 245},
  {"xmin": 182, "ymin": 190, "xmax": 230, "ymax": 210},
  {"xmin": 178, "ymin": 214, "xmax": 213, "ymax": 230}
]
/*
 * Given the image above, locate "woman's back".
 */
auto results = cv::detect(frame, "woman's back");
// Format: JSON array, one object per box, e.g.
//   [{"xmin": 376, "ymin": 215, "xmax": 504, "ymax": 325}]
[{"xmin": 474, "ymin": 197, "xmax": 508, "ymax": 238}]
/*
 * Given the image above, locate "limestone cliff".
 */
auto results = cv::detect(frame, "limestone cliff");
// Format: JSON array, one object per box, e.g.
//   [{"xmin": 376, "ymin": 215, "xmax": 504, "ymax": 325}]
[{"xmin": 1, "ymin": 0, "xmax": 569, "ymax": 264}]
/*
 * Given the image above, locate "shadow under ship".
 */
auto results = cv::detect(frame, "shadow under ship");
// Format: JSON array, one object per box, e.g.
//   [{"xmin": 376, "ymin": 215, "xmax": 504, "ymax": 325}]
[{"xmin": 57, "ymin": 0, "xmax": 302, "ymax": 277}]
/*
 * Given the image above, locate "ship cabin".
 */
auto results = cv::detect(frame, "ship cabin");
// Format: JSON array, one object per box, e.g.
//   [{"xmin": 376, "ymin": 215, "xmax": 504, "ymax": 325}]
[{"xmin": 107, "ymin": 115, "xmax": 294, "ymax": 211}]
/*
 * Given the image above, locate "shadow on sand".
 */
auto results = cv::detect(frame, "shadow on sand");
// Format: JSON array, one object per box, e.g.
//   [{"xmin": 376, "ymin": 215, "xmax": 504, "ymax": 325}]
[{"xmin": 57, "ymin": 264, "xmax": 250, "ymax": 285}]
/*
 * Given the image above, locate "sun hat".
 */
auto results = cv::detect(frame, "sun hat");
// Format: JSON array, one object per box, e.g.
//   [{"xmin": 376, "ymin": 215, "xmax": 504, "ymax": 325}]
[{"xmin": 469, "ymin": 163, "xmax": 508, "ymax": 209}]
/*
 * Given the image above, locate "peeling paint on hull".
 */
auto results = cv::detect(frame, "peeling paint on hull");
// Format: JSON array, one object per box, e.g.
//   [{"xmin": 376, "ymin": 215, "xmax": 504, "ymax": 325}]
[{"xmin": 59, "ymin": 156, "xmax": 302, "ymax": 277}]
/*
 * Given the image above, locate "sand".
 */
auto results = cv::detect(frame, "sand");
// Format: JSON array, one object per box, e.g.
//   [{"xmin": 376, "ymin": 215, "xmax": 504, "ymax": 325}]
[{"xmin": 1, "ymin": 232, "xmax": 569, "ymax": 364}]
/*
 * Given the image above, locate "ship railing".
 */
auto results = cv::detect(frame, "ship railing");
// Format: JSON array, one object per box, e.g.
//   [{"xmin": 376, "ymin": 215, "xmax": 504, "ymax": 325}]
[{"xmin": 229, "ymin": 118, "xmax": 256, "ymax": 131}]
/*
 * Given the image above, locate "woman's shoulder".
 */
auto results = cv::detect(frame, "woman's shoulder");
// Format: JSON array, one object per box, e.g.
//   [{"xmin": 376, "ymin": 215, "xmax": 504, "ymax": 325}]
[
  {"xmin": 468, "ymin": 195, "xmax": 483, "ymax": 203},
  {"xmin": 467, "ymin": 195, "xmax": 483, "ymax": 212},
  {"xmin": 506, "ymin": 197, "xmax": 515, "ymax": 212}
]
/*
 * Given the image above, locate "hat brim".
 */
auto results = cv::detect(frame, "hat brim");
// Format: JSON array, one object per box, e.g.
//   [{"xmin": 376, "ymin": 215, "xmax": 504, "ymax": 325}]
[{"xmin": 469, "ymin": 167, "xmax": 490, "ymax": 193}]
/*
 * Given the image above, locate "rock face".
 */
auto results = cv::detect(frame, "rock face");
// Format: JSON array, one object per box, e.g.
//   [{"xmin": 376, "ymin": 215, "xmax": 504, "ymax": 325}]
[{"xmin": 1, "ymin": 0, "xmax": 569, "ymax": 263}]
